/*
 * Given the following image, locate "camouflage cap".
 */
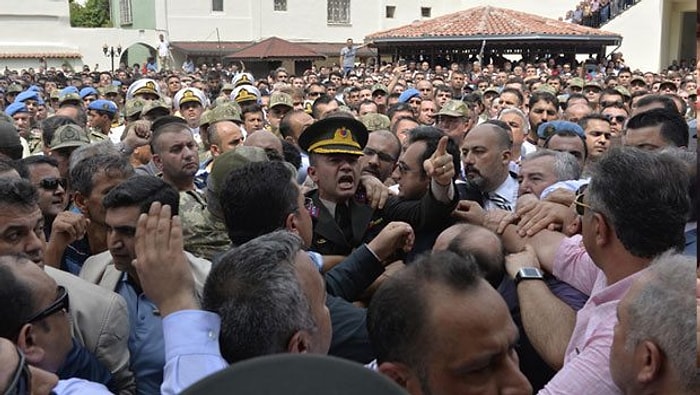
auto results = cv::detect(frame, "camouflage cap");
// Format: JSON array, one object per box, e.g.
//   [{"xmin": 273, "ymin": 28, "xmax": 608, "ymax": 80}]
[
  {"xmin": 437, "ymin": 100, "xmax": 469, "ymax": 118},
  {"xmin": 125, "ymin": 98, "xmax": 146, "ymax": 119},
  {"xmin": 613, "ymin": 85, "xmax": 631, "ymax": 98},
  {"xmin": 583, "ymin": 80, "xmax": 602, "ymax": 90},
  {"xmin": 213, "ymin": 96, "xmax": 231, "ymax": 108},
  {"xmin": 360, "ymin": 113, "xmax": 390, "ymax": 132},
  {"xmin": 483, "ymin": 86, "xmax": 500, "ymax": 95},
  {"xmin": 50, "ymin": 124, "xmax": 90, "ymax": 150},
  {"xmin": 221, "ymin": 83, "xmax": 235, "ymax": 93},
  {"xmin": 536, "ymin": 84, "xmax": 557, "ymax": 96},
  {"xmin": 371, "ymin": 83, "xmax": 389, "ymax": 95},
  {"xmin": 58, "ymin": 92, "xmax": 82, "ymax": 106},
  {"xmin": 101, "ymin": 85, "xmax": 120, "ymax": 95},
  {"xmin": 209, "ymin": 146, "xmax": 269, "ymax": 195},
  {"xmin": 567, "ymin": 77, "xmax": 585, "ymax": 88},
  {"xmin": 6, "ymin": 84, "xmax": 22, "ymax": 94},
  {"xmin": 269, "ymin": 92, "xmax": 293, "ymax": 109},
  {"xmin": 141, "ymin": 99, "xmax": 170, "ymax": 117},
  {"xmin": 209, "ymin": 102, "xmax": 242, "ymax": 124},
  {"xmin": 630, "ymin": 75, "xmax": 646, "ymax": 84},
  {"xmin": 199, "ymin": 109, "xmax": 212, "ymax": 128}
]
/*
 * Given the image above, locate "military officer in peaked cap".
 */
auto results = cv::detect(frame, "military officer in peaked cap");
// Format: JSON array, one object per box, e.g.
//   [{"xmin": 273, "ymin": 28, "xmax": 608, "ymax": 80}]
[{"xmin": 300, "ymin": 116, "xmax": 459, "ymax": 257}]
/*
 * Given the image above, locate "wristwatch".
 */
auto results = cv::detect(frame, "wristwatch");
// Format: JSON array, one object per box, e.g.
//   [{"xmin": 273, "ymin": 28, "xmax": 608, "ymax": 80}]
[{"xmin": 514, "ymin": 267, "xmax": 544, "ymax": 286}]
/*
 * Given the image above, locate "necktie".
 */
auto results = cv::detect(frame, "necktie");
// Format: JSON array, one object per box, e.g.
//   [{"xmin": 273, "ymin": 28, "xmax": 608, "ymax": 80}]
[
  {"xmin": 335, "ymin": 203, "xmax": 353, "ymax": 241},
  {"xmin": 489, "ymin": 193, "xmax": 512, "ymax": 211}
]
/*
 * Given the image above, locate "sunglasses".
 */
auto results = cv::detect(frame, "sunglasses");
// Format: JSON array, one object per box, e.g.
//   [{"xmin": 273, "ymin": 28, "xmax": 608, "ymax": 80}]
[
  {"xmin": 24, "ymin": 286, "xmax": 69, "ymax": 324},
  {"xmin": 603, "ymin": 114, "xmax": 627, "ymax": 123},
  {"xmin": 38, "ymin": 177, "xmax": 67, "ymax": 190},
  {"xmin": 3, "ymin": 347, "xmax": 30, "ymax": 395},
  {"xmin": 363, "ymin": 147, "xmax": 396, "ymax": 163},
  {"xmin": 600, "ymin": 101, "xmax": 624, "ymax": 108}
]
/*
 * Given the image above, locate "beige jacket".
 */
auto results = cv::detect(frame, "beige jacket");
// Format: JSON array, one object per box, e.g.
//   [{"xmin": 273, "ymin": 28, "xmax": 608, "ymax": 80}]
[{"xmin": 45, "ymin": 266, "xmax": 135, "ymax": 395}]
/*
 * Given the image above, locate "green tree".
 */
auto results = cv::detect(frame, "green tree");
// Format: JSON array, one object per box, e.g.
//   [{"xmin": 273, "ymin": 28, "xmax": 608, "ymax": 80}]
[{"xmin": 69, "ymin": 0, "xmax": 112, "ymax": 27}]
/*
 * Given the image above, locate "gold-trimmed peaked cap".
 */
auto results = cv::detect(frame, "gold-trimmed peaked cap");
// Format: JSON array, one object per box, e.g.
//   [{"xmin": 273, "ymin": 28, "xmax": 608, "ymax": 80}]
[{"xmin": 298, "ymin": 117, "xmax": 368, "ymax": 156}]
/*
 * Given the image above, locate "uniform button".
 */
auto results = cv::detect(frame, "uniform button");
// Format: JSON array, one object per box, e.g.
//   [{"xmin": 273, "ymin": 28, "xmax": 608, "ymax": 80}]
[{"xmin": 208, "ymin": 331, "xmax": 216, "ymax": 340}]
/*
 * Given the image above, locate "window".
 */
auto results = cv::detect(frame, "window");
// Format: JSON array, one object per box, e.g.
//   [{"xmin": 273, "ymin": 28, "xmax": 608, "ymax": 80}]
[
  {"xmin": 327, "ymin": 0, "xmax": 350, "ymax": 24},
  {"xmin": 119, "ymin": 0, "xmax": 132, "ymax": 25},
  {"xmin": 386, "ymin": 5, "xmax": 395, "ymax": 19},
  {"xmin": 212, "ymin": 0, "xmax": 224, "ymax": 12},
  {"xmin": 421, "ymin": 7, "xmax": 431, "ymax": 18},
  {"xmin": 274, "ymin": 0, "xmax": 287, "ymax": 11}
]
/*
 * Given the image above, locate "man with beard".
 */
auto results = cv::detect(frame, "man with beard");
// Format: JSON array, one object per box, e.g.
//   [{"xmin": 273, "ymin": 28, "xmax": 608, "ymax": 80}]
[
  {"xmin": 457, "ymin": 122, "xmax": 517, "ymax": 212},
  {"xmin": 173, "ymin": 87, "xmax": 207, "ymax": 147},
  {"xmin": 358, "ymin": 130, "xmax": 400, "ymax": 183},
  {"xmin": 301, "ymin": 116, "xmax": 458, "ymax": 257},
  {"xmin": 150, "ymin": 116, "xmax": 207, "ymax": 245}
]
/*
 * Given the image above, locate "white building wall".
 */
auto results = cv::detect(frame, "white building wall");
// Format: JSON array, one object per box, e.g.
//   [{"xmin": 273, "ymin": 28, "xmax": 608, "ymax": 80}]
[{"xmin": 603, "ymin": 0, "xmax": 664, "ymax": 72}]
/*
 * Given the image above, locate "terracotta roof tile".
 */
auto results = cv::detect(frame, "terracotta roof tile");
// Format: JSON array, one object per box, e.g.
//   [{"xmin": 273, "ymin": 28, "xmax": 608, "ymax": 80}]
[
  {"xmin": 0, "ymin": 52, "xmax": 81, "ymax": 59},
  {"xmin": 226, "ymin": 37, "xmax": 325, "ymax": 60},
  {"xmin": 367, "ymin": 6, "xmax": 620, "ymax": 41}
]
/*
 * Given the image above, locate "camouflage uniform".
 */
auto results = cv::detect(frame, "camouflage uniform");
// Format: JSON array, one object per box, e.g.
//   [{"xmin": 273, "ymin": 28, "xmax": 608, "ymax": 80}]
[
  {"xmin": 183, "ymin": 209, "xmax": 231, "ymax": 261},
  {"xmin": 178, "ymin": 189, "xmax": 208, "ymax": 248}
]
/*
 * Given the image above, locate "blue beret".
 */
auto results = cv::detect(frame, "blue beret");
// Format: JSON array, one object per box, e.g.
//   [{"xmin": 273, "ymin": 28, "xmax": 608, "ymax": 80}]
[
  {"xmin": 79, "ymin": 87, "xmax": 99, "ymax": 99},
  {"xmin": 5, "ymin": 102, "xmax": 29, "ymax": 117},
  {"xmin": 87, "ymin": 99, "xmax": 118, "ymax": 115},
  {"xmin": 537, "ymin": 121, "xmax": 585, "ymax": 140},
  {"xmin": 398, "ymin": 88, "xmax": 421, "ymax": 103},
  {"xmin": 60, "ymin": 86, "xmax": 79, "ymax": 95},
  {"xmin": 27, "ymin": 85, "xmax": 41, "ymax": 92},
  {"xmin": 15, "ymin": 90, "xmax": 40, "ymax": 103}
]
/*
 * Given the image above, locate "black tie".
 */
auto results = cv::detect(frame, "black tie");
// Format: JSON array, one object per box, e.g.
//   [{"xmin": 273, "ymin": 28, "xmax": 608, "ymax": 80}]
[
  {"xmin": 489, "ymin": 193, "xmax": 512, "ymax": 211},
  {"xmin": 335, "ymin": 203, "xmax": 353, "ymax": 242}
]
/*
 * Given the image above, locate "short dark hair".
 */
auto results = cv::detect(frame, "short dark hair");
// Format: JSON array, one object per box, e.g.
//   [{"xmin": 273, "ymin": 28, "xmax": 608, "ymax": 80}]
[
  {"xmin": 0, "ymin": 178, "xmax": 39, "ymax": 209},
  {"xmin": 0, "ymin": 255, "xmax": 37, "ymax": 341},
  {"xmin": 407, "ymin": 126, "xmax": 460, "ymax": 179},
  {"xmin": 20, "ymin": 155, "xmax": 58, "ymax": 169},
  {"xmin": 203, "ymin": 231, "xmax": 315, "ymax": 363},
  {"xmin": 544, "ymin": 130, "xmax": 589, "ymax": 160},
  {"xmin": 102, "ymin": 175, "xmax": 179, "ymax": 216},
  {"xmin": 626, "ymin": 108, "xmax": 689, "ymax": 147},
  {"xmin": 281, "ymin": 139, "xmax": 302, "ymax": 170},
  {"xmin": 528, "ymin": 91, "xmax": 559, "ymax": 109},
  {"xmin": 69, "ymin": 154, "xmax": 133, "ymax": 196},
  {"xmin": 386, "ymin": 102, "xmax": 414, "ymax": 121},
  {"xmin": 578, "ymin": 113, "xmax": 610, "ymax": 131},
  {"xmin": 368, "ymin": 250, "xmax": 482, "ymax": 367},
  {"xmin": 634, "ymin": 94, "xmax": 678, "ymax": 114},
  {"xmin": 150, "ymin": 122, "xmax": 190, "ymax": 155},
  {"xmin": 587, "ymin": 147, "xmax": 689, "ymax": 258},
  {"xmin": 220, "ymin": 161, "xmax": 297, "ymax": 246},
  {"xmin": 500, "ymin": 88, "xmax": 524, "ymax": 107},
  {"xmin": 311, "ymin": 95, "xmax": 337, "ymax": 120}
]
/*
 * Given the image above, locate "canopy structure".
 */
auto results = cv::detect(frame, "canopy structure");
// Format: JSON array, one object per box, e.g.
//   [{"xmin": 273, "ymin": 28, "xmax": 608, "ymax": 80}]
[
  {"xmin": 225, "ymin": 36, "xmax": 326, "ymax": 61},
  {"xmin": 365, "ymin": 6, "xmax": 623, "ymax": 65}
]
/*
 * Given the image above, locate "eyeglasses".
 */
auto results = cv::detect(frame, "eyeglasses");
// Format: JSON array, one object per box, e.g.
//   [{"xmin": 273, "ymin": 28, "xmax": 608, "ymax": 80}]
[
  {"xmin": 3, "ymin": 347, "xmax": 30, "ymax": 395},
  {"xmin": 583, "ymin": 88, "xmax": 601, "ymax": 94},
  {"xmin": 573, "ymin": 192, "xmax": 598, "ymax": 216},
  {"xmin": 38, "ymin": 177, "xmax": 67, "ymax": 190},
  {"xmin": 363, "ymin": 147, "xmax": 396, "ymax": 163},
  {"xmin": 600, "ymin": 101, "xmax": 624, "ymax": 108},
  {"xmin": 603, "ymin": 114, "xmax": 627, "ymax": 123},
  {"xmin": 308, "ymin": 91, "xmax": 323, "ymax": 97},
  {"xmin": 395, "ymin": 161, "xmax": 420, "ymax": 175},
  {"xmin": 24, "ymin": 286, "xmax": 69, "ymax": 324}
]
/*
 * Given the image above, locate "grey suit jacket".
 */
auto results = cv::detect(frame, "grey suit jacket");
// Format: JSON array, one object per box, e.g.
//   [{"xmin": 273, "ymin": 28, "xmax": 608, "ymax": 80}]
[{"xmin": 45, "ymin": 266, "xmax": 135, "ymax": 395}]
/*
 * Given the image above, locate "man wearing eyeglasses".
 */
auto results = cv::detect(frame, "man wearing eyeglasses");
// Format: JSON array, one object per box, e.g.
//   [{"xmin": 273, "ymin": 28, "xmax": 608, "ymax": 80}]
[
  {"xmin": 601, "ymin": 103, "xmax": 629, "ymax": 136},
  {"xmin": 0, "ymin": 255, "xmax": 113, "ymax": 394},
  {"xmin": 495, "ymin": 147, "xmax": 689, "ymax": 395},
  {"xmin": 0, "ymin": 178, "xmax": 133, "ymax": 393},
  {"xmin": 21, "ymin": 156, "xmax": 68, "ymax": 238},
  {"xmin": 359, "ymin": 130, "xmax": 400, "ymax": 184}
]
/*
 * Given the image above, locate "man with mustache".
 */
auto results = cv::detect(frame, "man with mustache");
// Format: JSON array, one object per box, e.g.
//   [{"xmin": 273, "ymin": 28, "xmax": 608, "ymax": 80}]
[
  {"xmin": 358, "ymin": 129, "xmax": 400, "ymax": 184},
  {"xmin": 458, "ymin": 121, "xmax": 518, "ymax": 212},
  {"xmin": 301, "ymin": 115, "xmax": 458, "ymax": 257}
]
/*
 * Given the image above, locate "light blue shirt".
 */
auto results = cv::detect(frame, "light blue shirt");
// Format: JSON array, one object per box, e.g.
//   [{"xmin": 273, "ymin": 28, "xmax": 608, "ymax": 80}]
[
  {"xmin": 161, "ymin": 310, "xmax": 228, "ymax": 395},
  {"xmin": 117, "ymin": 275, "xmax": 165, "ymax": 395},
  {"xmin": 53, "ymin": 378, "xmax": 112, "ymax": 394}
]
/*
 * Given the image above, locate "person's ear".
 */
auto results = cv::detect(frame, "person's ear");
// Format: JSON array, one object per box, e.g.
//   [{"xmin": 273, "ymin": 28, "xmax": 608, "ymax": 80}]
[
  {"xmin": 285, "ymin": 212, "xmax": 300, "ymax": 236},
  {"xmin": 152, "ymin": 154, "xmax": 163, "ymax": 171},
  {"xmin": 635, "ymin": 340, "xmax": 663, "ymax": 385},
  {"xmin": 307, "ymin": 165, "xmax": 319, "ymax": 183},
  {"xmin": 210, "ymin": 144, "xmax": 221, "ymax": 157},
  {"xmin": 73, "ymin": 192, "xmax": 88, "ymax": 216},
  {"xmin": 592, "ymin": 212, "xmax": 611, "ymax": 248},
  {"xmin": 284, "ymin": 135, "xmax": 296, "ymax": 145},
  {"xmin": 287, "ymin": 330, "xmax": 312, "ymax": 354},
  {"xmin": 378, "ymin": 361, "xmax": 420, "ymax": 392},
  {"xmin": 16, "ymin": 324, "xmax": 45, "ymax": 366}
]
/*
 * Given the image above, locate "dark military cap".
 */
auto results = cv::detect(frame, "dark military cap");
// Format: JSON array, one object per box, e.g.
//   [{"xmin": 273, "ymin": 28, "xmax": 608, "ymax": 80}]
[{"xmin": 298, "ymin": 117, "xmax": 368, "ymax": 156}]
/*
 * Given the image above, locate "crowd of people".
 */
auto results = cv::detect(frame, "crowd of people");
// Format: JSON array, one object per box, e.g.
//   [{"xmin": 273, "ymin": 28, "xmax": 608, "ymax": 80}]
[
  {"xmin": 562, "ymin": 0, "xmax": 641, "ymax": 27},
  {"xmin": 0, "ymin": 47, "xmax": 697, "ymax": 395}
]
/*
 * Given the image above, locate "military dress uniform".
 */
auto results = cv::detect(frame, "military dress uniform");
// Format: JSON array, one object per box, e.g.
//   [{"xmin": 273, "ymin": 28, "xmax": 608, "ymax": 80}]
[{"xmin": 299, "ymin": 117, "xmax": 458, "ymax": 257}]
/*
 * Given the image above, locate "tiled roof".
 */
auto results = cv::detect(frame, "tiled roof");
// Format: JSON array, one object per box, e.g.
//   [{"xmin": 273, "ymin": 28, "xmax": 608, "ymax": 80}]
[
  {"xmin": 171, "ymin": 41, "xmax": 251, "ymax": 55},
  {"xmin": 0, "ymin": 52, "xmax": 81, "ymax": 59},
  {"xmin": 366, "ymin": 6, "xmax": 620, "ymax": 42},
  {"xmin": 226, "ymin": 37, "xmax": 326, "ymax": 60}
]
